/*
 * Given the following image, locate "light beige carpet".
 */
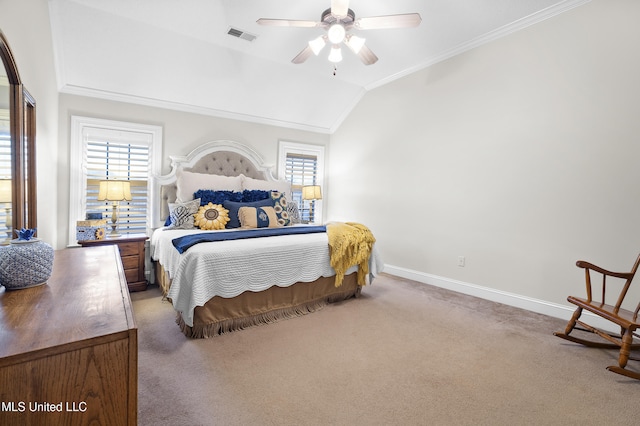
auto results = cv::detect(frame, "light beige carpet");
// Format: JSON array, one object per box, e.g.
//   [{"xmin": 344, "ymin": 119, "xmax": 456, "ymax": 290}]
[{"xmin": 130, "ymin": 273, "xmax": 640, "ymax": 426}]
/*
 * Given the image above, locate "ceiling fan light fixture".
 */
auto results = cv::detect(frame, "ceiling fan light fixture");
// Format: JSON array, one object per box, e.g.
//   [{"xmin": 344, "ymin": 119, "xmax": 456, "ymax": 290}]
[
  {"xmin": 258, "ymin": 2, "xmax": 420, "ymax": 67},
  {"xmin": 327, "ymin": 24, "xmax": 346, "ymax": 44},
  {"xmin": 328, "ymin": 45, "xmax": 343, "ymax": 63},
  {"xmin": 346, "ymin": 35, "xmax": 366, "ymax": 54},
  {"xmin": 308, "ymin": 35, "xmax": 326, "ymax": 56}
]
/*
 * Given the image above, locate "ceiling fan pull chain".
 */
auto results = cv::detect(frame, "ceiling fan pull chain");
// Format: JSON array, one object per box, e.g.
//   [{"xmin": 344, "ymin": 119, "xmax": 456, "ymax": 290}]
[{"xmin": 333, "ymin": 65, "xmax": 337, "ymax": 76}]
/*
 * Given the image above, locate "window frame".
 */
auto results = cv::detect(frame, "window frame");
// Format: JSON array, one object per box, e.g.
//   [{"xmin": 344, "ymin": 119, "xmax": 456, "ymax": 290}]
[
  {"xmin": 277, "ymin": 141, "xmax": 325, "ymax": 224},
  {"xmin": 68, "ymin": 116, "xmax": 162, "ymax": 246}
]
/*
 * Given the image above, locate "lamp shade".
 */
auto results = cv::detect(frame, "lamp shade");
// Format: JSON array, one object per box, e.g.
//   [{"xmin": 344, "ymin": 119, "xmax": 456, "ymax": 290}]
[
  {"xmin": 0, "ymin": 179, "xmax": 11, "ymax": 203},
  {"xmin": 302, "ymin": 185, "xmax": 322, "ymax": 201},
  {"xmin": 97, "ymin": 180, "xmax": 132, "ymax": 202}
]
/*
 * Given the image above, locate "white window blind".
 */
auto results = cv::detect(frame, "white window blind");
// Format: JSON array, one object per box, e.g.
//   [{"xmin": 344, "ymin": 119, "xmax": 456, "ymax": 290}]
[
  {"xmin": 285, "ymin": 153, "xmax": 319, "ymax": 222},
  {"xmin": 85, "ymin": 139, "xmax": 150, "ymax": 234},
  {"xmin": 278, "ymin": 141, "xmax": 325, "ymax": 224},
  {"xmin": 0, "ymin": 124, "xmax": 10, "ymax": 237}
]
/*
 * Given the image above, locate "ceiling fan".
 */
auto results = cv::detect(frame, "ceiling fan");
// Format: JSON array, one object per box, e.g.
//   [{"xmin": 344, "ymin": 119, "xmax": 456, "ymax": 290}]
[{"xmin": 257, "ymin": 0, "xmax": 421, "ymax": 66}]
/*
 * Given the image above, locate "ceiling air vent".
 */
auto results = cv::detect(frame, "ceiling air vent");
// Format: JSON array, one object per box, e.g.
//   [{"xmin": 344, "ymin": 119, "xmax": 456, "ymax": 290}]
[{"xmin": 227, "ymin": 27, "xmax": 257, "ymax": 42}]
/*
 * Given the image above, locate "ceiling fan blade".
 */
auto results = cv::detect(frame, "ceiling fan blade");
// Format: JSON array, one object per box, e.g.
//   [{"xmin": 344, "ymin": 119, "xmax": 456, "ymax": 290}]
[
  {"xmin": 331, "ymin": 0, "xmax": 350, "ymax": 17},
  {"xmin": 355, "ymin": 44, "xmax": 378, "ymax": 65},
  {"xmin": 256, "ymin": 18, "xmax": 320, "ymax": 28},
  {"xmin": 355, "ymin": 13, "xmax": 422, "ymax": 30},
  {"xmin": 292, "ymin": 45, "xmax": 315, "ymax": 64}
]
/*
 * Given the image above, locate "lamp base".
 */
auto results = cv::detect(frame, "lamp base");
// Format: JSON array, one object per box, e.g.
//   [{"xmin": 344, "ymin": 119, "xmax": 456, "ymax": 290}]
[
  {"xmin": 107, "ymin": 203, "xmax": 122, "ymax": 238},
  {"xmin": 108, "ymin": 224, "xmax": 121, "ymax": 238}
]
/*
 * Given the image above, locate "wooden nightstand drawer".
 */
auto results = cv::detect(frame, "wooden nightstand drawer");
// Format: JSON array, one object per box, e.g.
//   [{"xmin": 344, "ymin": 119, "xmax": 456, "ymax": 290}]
[
  {"xmin": 124, "ymin": 268, "xmax": 139, "ymax": 283},
  {"xmin": 118, "ymin": 242, "xmax": 141, "ymax": 257},
  {"xmin": 121, "ymin": 255, "xmax": 139, "ymax": 270}
]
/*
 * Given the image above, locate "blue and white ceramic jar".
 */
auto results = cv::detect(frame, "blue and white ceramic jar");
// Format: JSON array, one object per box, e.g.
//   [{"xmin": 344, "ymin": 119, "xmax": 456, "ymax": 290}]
[{"xmin": 0, "ymin": 229, "xmax": 54, "ymax": 290}]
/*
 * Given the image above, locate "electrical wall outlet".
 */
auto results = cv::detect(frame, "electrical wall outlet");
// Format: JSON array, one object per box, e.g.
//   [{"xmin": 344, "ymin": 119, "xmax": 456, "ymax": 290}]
[{"xmin": 458, "ymin": 256, "xmax": 465, "ymax": 267}]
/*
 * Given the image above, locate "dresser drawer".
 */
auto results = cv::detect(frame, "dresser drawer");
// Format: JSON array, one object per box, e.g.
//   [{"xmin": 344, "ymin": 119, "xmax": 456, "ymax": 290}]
[{"xmin": 78, "ymin": 234, "xmax": 148, "ymax": 292}]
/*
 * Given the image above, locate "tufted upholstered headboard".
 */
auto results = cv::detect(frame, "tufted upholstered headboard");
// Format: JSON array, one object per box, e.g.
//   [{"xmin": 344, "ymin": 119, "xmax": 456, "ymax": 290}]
[{"xmin": 154, "ymin": 140, "xmax": 278, "ymax": 225}]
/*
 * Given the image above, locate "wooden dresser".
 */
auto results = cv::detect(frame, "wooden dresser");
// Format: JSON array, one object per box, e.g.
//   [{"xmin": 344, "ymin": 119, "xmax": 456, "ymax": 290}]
[
  {"xmin": 0, "ymin": 246, "xmax": 137, "ymax": 426},
  {"xmin": 79, "ymin": 233, "xmax": 148, "ymax": 292}
]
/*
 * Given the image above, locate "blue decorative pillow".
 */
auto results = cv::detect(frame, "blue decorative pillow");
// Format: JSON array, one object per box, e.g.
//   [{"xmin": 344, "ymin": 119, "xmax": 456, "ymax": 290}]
[
  {"xmin": 223, "ymin": 198, "xmax": 275, "ymax": 228},
  {"xmin": 241, "ymin": 189, "xmax": 271, "ymax": 202},
  {"xmin": 194, "ymin": 189, "xmax": 243, "ymax": 205},
  {"xmin": 271, "ymin": 191, "xmax": 291, "ymax": 226}
]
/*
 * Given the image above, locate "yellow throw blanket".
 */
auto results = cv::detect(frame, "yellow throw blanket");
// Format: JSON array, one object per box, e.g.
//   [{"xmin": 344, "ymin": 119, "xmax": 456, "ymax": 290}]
[{"xmin": 326, "ymin": 222, "xmax": 376, "ymax": 287}]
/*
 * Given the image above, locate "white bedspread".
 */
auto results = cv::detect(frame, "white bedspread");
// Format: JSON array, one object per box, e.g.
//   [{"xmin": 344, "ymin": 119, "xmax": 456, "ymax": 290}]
[{"xmin": 151, "ymin": 226, "xmax": 383, "ymax": 327}]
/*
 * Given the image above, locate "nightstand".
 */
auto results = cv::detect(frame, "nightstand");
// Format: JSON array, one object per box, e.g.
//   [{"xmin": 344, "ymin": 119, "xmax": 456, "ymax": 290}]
[{"xmin": 79, "ymin": 233, "xmax": 148, "ymax": 291}]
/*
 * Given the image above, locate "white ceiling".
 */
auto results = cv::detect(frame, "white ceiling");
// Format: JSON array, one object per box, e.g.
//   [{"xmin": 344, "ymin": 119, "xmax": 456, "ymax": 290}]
[{"xmin": 49, "ymin": 0, "xmax": 590, "ymax": 133}]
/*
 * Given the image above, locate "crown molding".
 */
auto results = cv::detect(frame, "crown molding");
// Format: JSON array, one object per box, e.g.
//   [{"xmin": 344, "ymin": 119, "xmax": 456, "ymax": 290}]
[
  {"xmin": 365, "ymin": 0, "xmax": 592, "ymax": 91},
  {"xmin": 59, "ymin": 84, "xmax": 333, "ymax": 135}
]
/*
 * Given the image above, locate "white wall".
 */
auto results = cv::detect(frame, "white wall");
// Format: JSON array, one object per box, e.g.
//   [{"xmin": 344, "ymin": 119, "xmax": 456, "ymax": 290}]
[
  {"xmin": 327, "ymin": 0, "xmax": 640, "ymax": 314},
  {"xmin": 0, "ymin": 0, "xmax": 59, "ymax": 246},
  {"xmin": 3, "ymin": 0, "xmax": 638, "ymax": 323},
  {"xmin": 57, "ymin": 94, "xmax": 329, "ymax": 248}
]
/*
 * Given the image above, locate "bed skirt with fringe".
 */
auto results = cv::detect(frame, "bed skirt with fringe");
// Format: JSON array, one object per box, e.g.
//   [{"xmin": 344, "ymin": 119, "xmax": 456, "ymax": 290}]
[{"xmin": 154, "ymin": 261, "xmax": 361, "ymax": 338}]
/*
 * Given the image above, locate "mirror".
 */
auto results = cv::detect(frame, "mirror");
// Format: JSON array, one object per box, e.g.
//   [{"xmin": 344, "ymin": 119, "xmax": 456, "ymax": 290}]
[
  {"xmin": 0, "ymin": 29, "xmax": 37, "ymax": 243},
  {"xmin": 23, "ymin": 89, "xmax": 36, "ymax": 229},
  {"xmin": 0, "ymin": 59, "xmax": 10, "ymax": 242}
]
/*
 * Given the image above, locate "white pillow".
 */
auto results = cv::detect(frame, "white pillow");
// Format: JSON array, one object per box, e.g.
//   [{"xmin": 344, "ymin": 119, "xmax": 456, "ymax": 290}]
[
  {"xmin": 241, "ymin": 175, "xmax": 292, "ymax": 201},
  {"xmin": 176, "ymin": 170, "xmax": 243, "ymax": 202}
]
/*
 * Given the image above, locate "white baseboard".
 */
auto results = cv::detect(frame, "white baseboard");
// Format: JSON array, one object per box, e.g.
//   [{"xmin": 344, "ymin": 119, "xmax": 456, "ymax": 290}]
[{"xmin": 383, "ymin": 264, "xmax": 617, "ymax": 334}]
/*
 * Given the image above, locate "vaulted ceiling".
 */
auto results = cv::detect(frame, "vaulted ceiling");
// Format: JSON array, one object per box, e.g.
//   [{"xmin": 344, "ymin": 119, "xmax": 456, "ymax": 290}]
[{"xmin": 49, "ymin": 0, "xmax": 589, "ymax": 133}]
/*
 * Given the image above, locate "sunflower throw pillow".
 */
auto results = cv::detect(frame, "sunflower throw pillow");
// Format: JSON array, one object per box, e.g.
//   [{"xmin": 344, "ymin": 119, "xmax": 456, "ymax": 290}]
[
  {"xmin": 194, "ymin": 203, "xmax": 230, "ymax": 230},
  {"xmin": 271, "ymin": 191, "xmax": 291, "ymax": 226}
]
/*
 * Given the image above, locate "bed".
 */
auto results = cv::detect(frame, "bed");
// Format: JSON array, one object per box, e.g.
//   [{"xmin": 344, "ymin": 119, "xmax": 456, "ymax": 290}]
[{"xmin": 151, "ymin": 140, "xmax": 383, "ymax": 338}]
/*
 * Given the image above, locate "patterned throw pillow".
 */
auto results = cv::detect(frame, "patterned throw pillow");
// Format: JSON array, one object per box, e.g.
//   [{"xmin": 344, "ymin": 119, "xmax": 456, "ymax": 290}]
[
  {"xmin": 194, "ymin": 203, "xmax": 230, "ymax": 230},
  {"xmin": 286, "ymin": 202, "xmax": 301, "ymax": 224},
  {"xmin": 167, "ymin": 198, "xmax": 201, "ymax": 229},
  {"xmin": 271, "ymin": 191, "xmax": 291, "ymax": 226},
  {"xmin": 238, "ymin": 206, "xmax": 280, "ymax": 228}
]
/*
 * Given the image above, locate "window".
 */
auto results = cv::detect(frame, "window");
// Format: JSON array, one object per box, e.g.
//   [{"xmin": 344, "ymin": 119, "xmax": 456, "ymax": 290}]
[
  {"xmin": 0, "ymin": 109, "xmax": 9, "ymax": 240},
  {"xmin": 68, "ymin": 117, "xmax": 162, "ymax": 246},
  {"xmin": 277, "ymin": 141, "xmax": 325, "ymax": 223}
]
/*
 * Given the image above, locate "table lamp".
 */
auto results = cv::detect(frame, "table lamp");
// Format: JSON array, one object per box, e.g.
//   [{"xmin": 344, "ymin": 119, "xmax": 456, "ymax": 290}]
[
  {"xmin": 97, "ymin": 180, "xmax": 132, "ymax": 237},
  {"xmin": 302, "ymin": 185, "xmax": 322, "ymax": 224}
]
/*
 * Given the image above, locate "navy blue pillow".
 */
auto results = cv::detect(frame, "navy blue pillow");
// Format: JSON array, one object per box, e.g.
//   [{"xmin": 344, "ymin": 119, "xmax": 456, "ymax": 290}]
[
  {"xmin": 194, "ymin": 190, "xmax": 243, "ymax": 205},
  {"xmin": 223, "ymin": 198, "xmax": 275, "ymax": 228},
  {"xmin": 241, "ymin": 189, "xmax": 271, "ymax": 202}
]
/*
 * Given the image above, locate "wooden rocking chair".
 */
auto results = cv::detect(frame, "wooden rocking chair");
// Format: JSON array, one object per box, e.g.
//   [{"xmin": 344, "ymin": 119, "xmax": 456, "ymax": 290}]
[{"xmin": 554, "ymin": 253, "xmax": 640, "ymax": 380}]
